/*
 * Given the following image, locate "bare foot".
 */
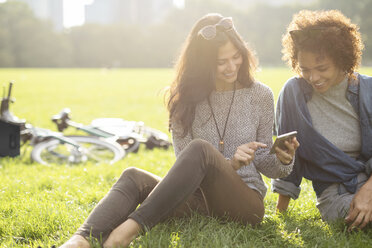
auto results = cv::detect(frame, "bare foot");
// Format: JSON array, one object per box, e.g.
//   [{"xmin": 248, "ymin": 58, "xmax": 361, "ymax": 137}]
[
  {"xmin": 103, "ymin": 219, "xmax": 141, "ymax": 248},
  {"xmin": 59, "ymin": 235, "xmax": 90, "ymax": 248}
]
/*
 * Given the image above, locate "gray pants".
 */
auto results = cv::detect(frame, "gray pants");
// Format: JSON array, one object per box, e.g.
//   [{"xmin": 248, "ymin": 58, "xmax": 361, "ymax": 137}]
[
  {"xmin": 316, "ymin": 172, "xmax": 368, "ymax": 222},
  {"xmin": 76, "ymin": 139, "xmax": 264, "ymax": 244}
]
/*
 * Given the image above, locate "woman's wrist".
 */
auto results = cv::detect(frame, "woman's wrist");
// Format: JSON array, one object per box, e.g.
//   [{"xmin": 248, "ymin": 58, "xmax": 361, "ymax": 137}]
[
  {"xmin": 279, "ymin": 157, "xmax": 293, "ymax": 165},
  {"xmin": 227, "ymin": 158, "xmax": 240, "ymax": 170}
]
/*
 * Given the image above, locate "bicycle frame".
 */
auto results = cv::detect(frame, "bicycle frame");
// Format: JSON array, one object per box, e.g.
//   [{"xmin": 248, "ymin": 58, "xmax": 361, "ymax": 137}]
[
  {"xmin": 52, "ymin": 108, "xmax": 117, "ymax": 139},
  {"xmin": 65, "ymin": 120, "xmax": 116, "ymax": 139},
  {"xmin": 30, "ymin": 126, "xmax": 82, "ymax": 149},
  {"xmin": 1, "ymin": 83, "xmax": 79, "ymax": 149},
  {"xmin": 1, "ymin": 82, "xmax": 125, "ymax": 165},
  {"xmin": 52, "ymin": 108, "xmax": 171, "ymax": 152}
]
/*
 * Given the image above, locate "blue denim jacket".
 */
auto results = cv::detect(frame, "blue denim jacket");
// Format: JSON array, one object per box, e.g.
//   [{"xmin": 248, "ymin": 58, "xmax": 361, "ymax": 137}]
[{"xmin": 272, "ymin": 73, "xmax": 372, "ymax": 199}]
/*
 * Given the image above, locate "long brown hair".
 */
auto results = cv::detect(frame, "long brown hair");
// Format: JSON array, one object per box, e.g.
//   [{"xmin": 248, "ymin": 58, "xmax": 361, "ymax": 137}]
[{"xmin": 167, "ymin": 13, "xmax": 257, "ymax": 137}]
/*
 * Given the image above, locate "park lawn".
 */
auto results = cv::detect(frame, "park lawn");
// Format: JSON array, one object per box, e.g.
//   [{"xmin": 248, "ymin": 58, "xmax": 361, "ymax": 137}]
[{"xmin": 0, "ymin": 68, "xmax": 372, "ymax": 248}]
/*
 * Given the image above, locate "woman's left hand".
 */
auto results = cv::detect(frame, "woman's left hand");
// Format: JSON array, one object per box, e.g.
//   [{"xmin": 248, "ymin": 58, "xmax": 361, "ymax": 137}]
[
  {"xmin": 274, "ymin": 137, "xmax": 300, "ymax": 165},
  {"xmin": 345, "ymin": 178, "xmax": 372, "ymax": 231}
]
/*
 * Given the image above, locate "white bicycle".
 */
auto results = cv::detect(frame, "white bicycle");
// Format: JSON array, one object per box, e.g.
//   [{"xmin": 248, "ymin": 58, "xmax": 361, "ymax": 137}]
[{"xmin": 1, "ymin": 82, "xmax": 125, "ymax": 165}]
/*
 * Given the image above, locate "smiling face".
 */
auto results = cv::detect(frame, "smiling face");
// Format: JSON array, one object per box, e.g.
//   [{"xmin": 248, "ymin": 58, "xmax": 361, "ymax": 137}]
[
  {"xmin": 297, "ymin": 50, "xmax": 345, "ymax": 93},
  {"xmin": 215, "ymin": 40, "xmax": 243, "ymax": 91}
]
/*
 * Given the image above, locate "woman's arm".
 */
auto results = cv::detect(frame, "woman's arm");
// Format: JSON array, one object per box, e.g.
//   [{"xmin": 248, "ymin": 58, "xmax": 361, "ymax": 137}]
[
  {"xmin": 252, "ymin": 85, "xmax": 296, "ymax": 178},
  {"xmin": 171, "ymin": 121, "xmax": 193, "ymax": 157}
]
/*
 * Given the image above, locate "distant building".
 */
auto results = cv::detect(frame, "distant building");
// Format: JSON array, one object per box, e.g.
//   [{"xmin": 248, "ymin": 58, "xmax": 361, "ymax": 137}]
[
  {"xmin": 85, "ymin": 0, "xmax": 174, "ymax": 26},
  {"xmin": 16, "ymin": 0, "xmax": 64, "ymax": 31}
]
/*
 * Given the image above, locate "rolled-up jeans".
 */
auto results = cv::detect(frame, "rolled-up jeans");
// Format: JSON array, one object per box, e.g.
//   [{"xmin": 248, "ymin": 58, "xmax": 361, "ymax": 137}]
[{"xmin": 76, "ymin": 139, "xmax": 264, "ymax": 244}]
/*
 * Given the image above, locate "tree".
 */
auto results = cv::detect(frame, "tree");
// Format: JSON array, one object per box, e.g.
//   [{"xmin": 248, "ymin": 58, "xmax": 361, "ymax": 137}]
[
  {"xmin": 1, "ymin": 0, "xmax": 372, "ymax": 67},
  {"xmin": 0, "ymin": 1, "xmax": 72, "ymax": 67}
]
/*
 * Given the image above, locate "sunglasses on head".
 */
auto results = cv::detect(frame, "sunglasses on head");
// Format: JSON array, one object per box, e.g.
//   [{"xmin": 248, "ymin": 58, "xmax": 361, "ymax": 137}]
[
  {"xmin": 198, "ymin": 17, "xmax": 234, "ymax": 40},
  {"xmin": 290, "ymin": 27, "xmax": 341, "ymax": 45}
]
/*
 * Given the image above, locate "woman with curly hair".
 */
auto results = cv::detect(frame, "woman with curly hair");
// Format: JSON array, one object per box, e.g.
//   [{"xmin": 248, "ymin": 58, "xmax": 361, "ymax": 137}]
[
  {"xmin": 60, "ymin": 13, "xmax": 299, "ymax": 248},
  {"xmin": 272, "ymin": 9, "xmax": 372, "ymax": 231}
]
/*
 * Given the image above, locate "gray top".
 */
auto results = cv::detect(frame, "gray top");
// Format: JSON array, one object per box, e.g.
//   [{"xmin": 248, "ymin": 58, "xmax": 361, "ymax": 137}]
[
  {"xmin": 172, "ymin": 81, "xmax": 294, "ymax": 197},
  {"xmin": 272, "ymin": 77, "xmax": 362, "ymax": 200},
  {"xmin": 307, "ymin": 77, "xmax": 361, "ymax": 158}
]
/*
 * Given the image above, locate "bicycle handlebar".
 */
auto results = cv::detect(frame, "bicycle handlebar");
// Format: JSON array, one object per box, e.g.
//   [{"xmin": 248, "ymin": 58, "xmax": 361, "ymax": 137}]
[{"xmin": 51, "ymin": 108, "xmax": 71, "ymax": 131}]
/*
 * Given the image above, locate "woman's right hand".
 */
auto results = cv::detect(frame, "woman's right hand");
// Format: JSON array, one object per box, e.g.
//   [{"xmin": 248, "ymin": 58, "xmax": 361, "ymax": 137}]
[
  {"xmin": 274, "ymin": 137, "xmax": 300, "ymax": 165},
  {"xmin": 230, "ymin": 142, "xmax": 267, "ymax": 170}
]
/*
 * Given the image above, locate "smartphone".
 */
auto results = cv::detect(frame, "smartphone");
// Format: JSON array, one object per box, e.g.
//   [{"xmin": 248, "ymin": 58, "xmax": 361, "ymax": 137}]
[{"xmin": 269, "ymin": 131, "xmax": 297, "ymax": 154}]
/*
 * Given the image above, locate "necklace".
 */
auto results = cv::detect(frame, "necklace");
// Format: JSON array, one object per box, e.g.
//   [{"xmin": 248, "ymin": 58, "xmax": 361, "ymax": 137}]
[{"xmin": 207, "ymin": 82, "xmax": 236, "ymax": 153}]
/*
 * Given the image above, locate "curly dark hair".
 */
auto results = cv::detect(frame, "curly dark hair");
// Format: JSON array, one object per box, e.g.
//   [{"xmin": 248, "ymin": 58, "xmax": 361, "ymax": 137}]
[
  {"xmin": 282, "ymin": 10, "xmax": 364, "ymax": 77},
  {"xmin": 167, "ymin": 13, "xmax": 257, "ymax": 137}
]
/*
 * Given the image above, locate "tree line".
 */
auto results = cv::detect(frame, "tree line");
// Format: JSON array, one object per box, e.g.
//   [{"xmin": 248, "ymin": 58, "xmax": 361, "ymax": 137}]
[{"xmin": 1, "ymin": 0, "xmax": 372, "ymax": 68}]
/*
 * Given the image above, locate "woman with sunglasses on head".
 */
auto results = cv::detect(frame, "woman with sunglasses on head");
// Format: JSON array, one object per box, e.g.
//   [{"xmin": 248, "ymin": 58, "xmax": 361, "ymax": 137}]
[
  {"xmin": 61, "ymin": 13, "xmax": 299, "ymax": 248},
  {"xmin": 272, "ymin": 10, "xmax": 372, "ymax": 231}
]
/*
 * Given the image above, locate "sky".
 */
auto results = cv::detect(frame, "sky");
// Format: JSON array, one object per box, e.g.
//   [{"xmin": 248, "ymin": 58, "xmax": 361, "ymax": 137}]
[
  {"xmin": 63, "ymin": 0, "xmax": 184, "ymax": 28},
  {"xmin": 0, "ymin": 0, "xmax": 87, "ymax": 28},
  {"xmin": 63, "ymin": 0, "xmax": 93, "ymax": 28},
  {"xmin": 0, "ymin": 0, "xmax": 184, "ymax": 28}
]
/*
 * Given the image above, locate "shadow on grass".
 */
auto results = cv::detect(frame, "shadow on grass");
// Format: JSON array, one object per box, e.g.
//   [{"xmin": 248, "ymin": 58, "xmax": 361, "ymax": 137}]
[
  {"xmin": 276, "ymin": 211, "xmax": 372, "ymax": 248},
  {"xmin": 131, "ymin": 212, "xmax": 308, "ymax": 248},
  {"xmin": 131, "ymin": 211, "xmax": 372, "ymax": 248}
]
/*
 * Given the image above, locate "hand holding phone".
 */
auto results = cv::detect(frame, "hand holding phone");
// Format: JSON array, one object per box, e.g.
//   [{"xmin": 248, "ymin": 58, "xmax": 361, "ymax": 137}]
[{"xmin": 269, "ymin": 131, "xmax": 297, "ymax": 154}]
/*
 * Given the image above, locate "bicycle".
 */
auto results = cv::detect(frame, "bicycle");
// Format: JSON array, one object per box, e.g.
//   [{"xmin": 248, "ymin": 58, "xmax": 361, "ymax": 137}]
[
  {"xmin": 0, "ymin": 82, "xmax": 125, "ymax": 165},
  {"xmin": 51, "ymin": 108, "xmax": 172, "ymax": 153}
]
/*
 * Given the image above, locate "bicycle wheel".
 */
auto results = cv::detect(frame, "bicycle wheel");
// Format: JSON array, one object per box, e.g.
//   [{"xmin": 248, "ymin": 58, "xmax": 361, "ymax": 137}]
[{"xmin": 31, "ymin": 136, "xmax": 125, "ymax": 165}]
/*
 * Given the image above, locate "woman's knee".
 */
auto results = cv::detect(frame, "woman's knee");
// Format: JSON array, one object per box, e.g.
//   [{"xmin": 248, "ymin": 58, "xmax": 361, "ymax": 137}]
[
  {"xmin": 186, "ymin": 139, "xmax": 216, "ymax": 156},
  {"xmin": 116, "ymin": 167, "xmax": 159, "ymax": 191},
  {"xmin": 180, "ymin": 139, "xmax": 221, "ymax": 168},
  {"xmin": 119, "ymin": 167, "xmax": 143, "ymax": 182}
]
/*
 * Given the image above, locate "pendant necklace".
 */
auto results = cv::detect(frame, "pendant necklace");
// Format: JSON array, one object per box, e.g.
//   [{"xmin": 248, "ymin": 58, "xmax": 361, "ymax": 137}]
[{"xmin": 207, "ymin": 82, "xmax": 236, "ymax": 154}]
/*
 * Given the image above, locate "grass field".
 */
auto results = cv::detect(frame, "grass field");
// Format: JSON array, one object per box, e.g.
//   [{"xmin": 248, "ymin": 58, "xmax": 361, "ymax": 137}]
[{"xmin": 0, "ymin": 68, "xmax": 372, "ymax": 248}]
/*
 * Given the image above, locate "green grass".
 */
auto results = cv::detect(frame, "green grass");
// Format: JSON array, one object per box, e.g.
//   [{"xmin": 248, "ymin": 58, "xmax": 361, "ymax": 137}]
[{"xmin": 1, "ymin": 68, "xmax": 372, "ymax": 248}]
